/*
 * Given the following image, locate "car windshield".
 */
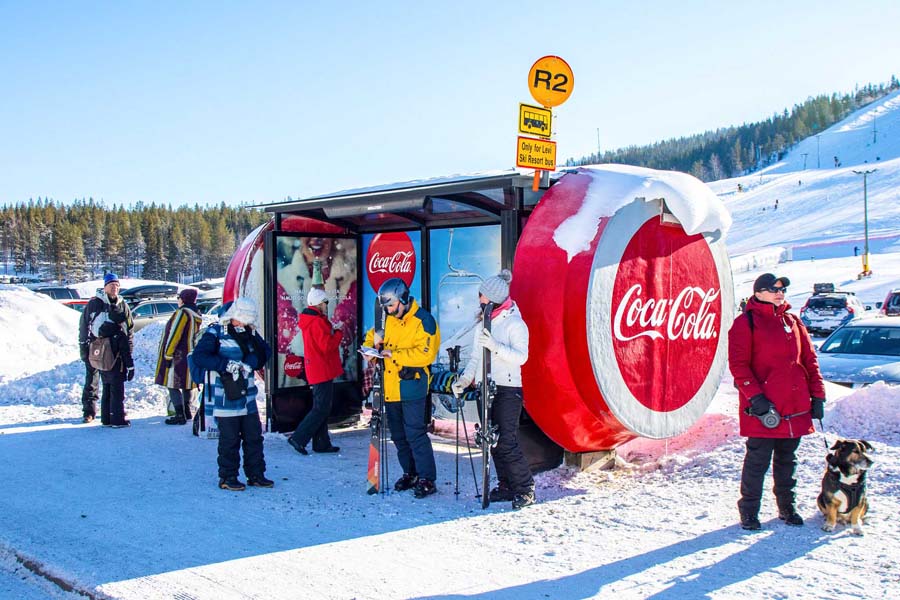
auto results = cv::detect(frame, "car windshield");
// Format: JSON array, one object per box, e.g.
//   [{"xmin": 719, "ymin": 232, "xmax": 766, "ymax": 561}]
[
  {"xmin": 820, "ymin": 326, "xmax": 900, "ymax": 356},
  {"xmin": 808, "ymin": 297, "xmax": 847, "ymax": 310}
]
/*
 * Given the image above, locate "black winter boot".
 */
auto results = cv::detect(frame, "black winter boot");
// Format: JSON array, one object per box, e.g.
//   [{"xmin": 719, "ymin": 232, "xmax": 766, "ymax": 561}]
[
  {"xmin": 219, "ymin": 477, "xmax": 246, "ymax": 491},
  {"xmin": 740, "ymin": 513, "xmax": 762, "ymax": 530},
  {"xmin": 512, "ymin": 490, "xmax": 536, "ymax": 510},
  {"xmin": 394, "ymin": 473, "xmax": 418, "ymax": 492},
  {"xmin": 779, "ymin": 511, "xmax": 804, "ymax": 526},
  {"xmin": 165, "ymin": 415, "xmax": 187, "ymax": 425},
  {"xmin": 413, "ymin": 478, "xmax": 436, "ymax": 498},
  {"xmin": 489, "ymin": 481, "xmax": 515, "ymax": 502},
  {"xmin": 247, "ymin": 475, "xmax": 275, "ymax": 488}
]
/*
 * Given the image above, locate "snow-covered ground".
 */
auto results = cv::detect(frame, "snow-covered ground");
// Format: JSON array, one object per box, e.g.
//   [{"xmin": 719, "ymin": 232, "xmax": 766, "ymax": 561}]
[
  {"xmin": 2, "ymin": 92, "xmax": 900, "ymax": 598},
  {"xmin": 0, "ymin": 273, "xmax": 898, "ymax": 599}
]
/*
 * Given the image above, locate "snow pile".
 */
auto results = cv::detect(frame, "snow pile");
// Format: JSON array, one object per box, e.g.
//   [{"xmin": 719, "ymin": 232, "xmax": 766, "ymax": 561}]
[
  {"xmin": 0, "ymin": 287, "xmax": 80, "ymax": 384},
  {"xmin": 823, "ymin": 381, "xmax": 900, "ymax": 441}
]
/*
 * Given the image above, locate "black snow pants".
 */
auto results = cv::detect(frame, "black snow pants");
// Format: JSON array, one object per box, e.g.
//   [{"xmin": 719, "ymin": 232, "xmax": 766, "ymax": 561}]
[
  {"xmin": 491, "ymin": 386, "xmax": 534, "ymax": 494},
  {"xmin": 217, "ymin": 412, "xmax": 266, "ymax": 480},
  {"xmin": 738, "ymin": 436, "xmax": 801, "ymax": 518}
]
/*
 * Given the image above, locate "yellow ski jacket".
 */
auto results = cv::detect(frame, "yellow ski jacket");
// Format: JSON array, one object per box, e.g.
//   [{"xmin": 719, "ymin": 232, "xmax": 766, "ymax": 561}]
[{"xmin": 364, "ymin": 299, "xmax": 440, "ymax": 402}]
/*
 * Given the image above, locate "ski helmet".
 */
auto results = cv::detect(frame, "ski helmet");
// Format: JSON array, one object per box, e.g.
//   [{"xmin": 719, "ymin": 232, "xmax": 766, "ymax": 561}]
[{"xmin": 378, "ymin": 277, "xmax": 411, "ymax": 307}]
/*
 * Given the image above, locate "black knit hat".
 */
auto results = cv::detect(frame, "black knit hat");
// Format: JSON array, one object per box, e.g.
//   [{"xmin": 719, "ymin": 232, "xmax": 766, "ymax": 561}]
[{"xmin": 753, "ymin": 273, "xmax": 791, "ymax": 292}]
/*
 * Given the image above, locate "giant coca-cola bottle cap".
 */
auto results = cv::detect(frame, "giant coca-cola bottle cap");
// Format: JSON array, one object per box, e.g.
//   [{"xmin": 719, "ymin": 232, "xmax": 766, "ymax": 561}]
[{"xmin": 513, "ymin": 166, "xmax": 734, "ymax": 451}]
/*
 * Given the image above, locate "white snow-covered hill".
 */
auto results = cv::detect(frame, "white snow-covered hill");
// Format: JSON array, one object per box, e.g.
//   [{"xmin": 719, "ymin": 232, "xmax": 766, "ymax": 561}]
[{"xmin": 713, "ymin": 89, "xmax": 900, "ymax": 256}]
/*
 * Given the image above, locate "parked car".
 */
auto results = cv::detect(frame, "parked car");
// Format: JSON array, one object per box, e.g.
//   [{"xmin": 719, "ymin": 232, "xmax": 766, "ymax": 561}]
[
  {"xmin": 799, "ymin": 291, "xmax": 867, "ymax": 335},
  {"xmin": 62, "ymin": 299, "xmax": 89, "ymax": 312},
  {"xmin": 881, "ymin": 288, "xmax": 900, "ymax": 317},
  {"xmin": 130, "ymin": 299, "xmax": 180, "ymax": 332},
  {"xmin": 817, "ymin": 318, "xmax": 900, "ymax": 387},
  {"xmin": 35, "ymin": 286, "xmax": 80, "ymax": 301},
  {"xmin": 119, "ymin": 284, "xmax": 179, "ymax": 306}
]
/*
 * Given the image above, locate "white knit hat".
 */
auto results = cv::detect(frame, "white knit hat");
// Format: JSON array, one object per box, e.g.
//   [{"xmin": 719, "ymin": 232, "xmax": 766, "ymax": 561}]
[
  {"xmin": 479, "ymin": 269, "xmax": 512, "ymax": 304},
  {"xmin": 223, "ymin": 297, "xmax": 258, "ymax": 326},
  {"xmin": 307, "ymin": 288, "xmax": 328, "ymax": 306}
]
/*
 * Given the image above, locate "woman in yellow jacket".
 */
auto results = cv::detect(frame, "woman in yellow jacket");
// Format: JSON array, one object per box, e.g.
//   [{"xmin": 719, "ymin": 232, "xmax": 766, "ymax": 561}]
[{"xmin": 364, "ymin": 278, "xmax": 440, "ymax": 498}]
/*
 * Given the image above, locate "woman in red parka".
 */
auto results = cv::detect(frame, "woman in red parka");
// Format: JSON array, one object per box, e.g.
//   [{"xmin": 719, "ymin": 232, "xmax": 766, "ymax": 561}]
[
  {"xmin": 728, "ymin": 273, "xmax": 826, "ymax": 531},
  {"xmin": 286, "ymin": 288, "xmax": 344, "ymax": 455}
]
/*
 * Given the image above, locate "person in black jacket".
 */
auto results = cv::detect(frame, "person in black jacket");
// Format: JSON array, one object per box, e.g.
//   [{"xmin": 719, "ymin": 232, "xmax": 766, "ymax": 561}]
[
  {"xmin": 84, "ymin": 273, "xmax": 135, "ymax": 427},
  {"xmin": 78, "ymin": 305, "xmax": 100, "ymax": 423}
]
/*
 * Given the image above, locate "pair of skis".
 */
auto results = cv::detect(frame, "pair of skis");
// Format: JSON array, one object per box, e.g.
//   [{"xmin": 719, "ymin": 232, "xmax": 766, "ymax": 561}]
[
  {"xmin": 366, "ymin": 302, "xmax": 389, "ymax": 495},
  {"xmin": 474, "ymin": 301, "xmax": 499, "ymax": 508}
]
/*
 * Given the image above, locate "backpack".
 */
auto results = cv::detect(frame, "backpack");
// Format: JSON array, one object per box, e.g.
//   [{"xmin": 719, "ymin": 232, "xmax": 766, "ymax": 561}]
[{"xmin": 88, "ymin": 337, "xmax": 117, "ymax": 371}]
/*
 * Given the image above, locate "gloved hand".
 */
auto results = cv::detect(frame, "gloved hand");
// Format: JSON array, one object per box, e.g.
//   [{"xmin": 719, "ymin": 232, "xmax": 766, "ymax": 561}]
[
  {"xmin": 80, "ymin": 343, "xmax": 89, "ymax": 362},
  {"xmin": 476, "ymin": 328, "xmax": 498, "ymax": 351},
  {"xmin": 226, "ymin": 360, "xmax": 244, "ymax": 381},
  {"xmin": 811, "ymin": 397, "xmax": 826, "ymax": 420},
  {"xmin": 126, "ymin": 367, "xmax": 135, "ymax": 382},
  {"xmin": 163, "ymin": 358, "xmax": 173, "ymax": 369},
  {"xmin": 331, "ymin": 321, "xmax": 343, "ymax": 331},
  {"xmin": 749, "ymin": 394, "xmax": 773, "ymax": 416},
  {"xmin": 240, "ymin": 362, "xmax": 254, "ymax": 378},
  {"xmin": 452, "ymin": 373, "xmax": 473, "ymax": 397}
]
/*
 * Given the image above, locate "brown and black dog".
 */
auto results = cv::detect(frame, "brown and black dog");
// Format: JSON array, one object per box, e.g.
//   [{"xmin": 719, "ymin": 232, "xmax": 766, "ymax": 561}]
[{"xmin": 817, "ymin": 439, "xmax": 874, "ymax": 535}]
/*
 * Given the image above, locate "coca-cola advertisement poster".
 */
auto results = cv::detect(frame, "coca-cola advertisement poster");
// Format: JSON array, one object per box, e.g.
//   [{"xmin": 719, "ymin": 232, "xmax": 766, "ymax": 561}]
[
  {"xmin": 275, "ymin": 235, "xmax": 358, "ymax": 388},
  {"xmin": 360, "ymin": 231, "xmax": 422, "ymax": 335},
  {"xmin": 359, "ymin": 227, "xmax": 501, "ymax": 373}
]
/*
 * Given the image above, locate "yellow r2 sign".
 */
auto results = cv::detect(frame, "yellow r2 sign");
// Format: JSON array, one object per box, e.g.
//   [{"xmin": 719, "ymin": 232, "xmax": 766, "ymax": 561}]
[{"xmin": 528, "ymin": 55, "xmax": 574, "ymax": 108}]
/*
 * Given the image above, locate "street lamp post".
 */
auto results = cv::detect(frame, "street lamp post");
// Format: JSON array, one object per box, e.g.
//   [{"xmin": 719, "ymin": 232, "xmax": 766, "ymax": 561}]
[{"xmin": 852, "ymin": 168, "xmax": 877, "ymax": 277}]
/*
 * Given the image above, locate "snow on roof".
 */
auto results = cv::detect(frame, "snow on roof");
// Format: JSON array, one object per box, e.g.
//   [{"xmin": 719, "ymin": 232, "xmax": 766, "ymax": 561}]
[{"xmin": 553, "ymin": 164, "xmax": 732, "ymax": 262}]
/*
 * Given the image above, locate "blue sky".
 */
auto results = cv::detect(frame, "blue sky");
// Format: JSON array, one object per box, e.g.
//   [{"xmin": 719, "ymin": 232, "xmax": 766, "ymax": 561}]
[{"xmin": 1, "ymin": 1, "xmax": 898, "ymax": 207}]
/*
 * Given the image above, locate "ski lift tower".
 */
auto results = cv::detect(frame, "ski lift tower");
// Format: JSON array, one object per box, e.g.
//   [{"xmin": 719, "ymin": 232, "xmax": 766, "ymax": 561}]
[{"xmin": 852, "ymin": 168, "xmax": 876, "ymax": 278}]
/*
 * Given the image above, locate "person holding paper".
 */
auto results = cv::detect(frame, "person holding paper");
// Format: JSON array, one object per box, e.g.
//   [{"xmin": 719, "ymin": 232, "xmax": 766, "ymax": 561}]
[
  {"xmin": 287, "ymin": 288, "xmax": 343, "ymax": 455},
  {"xmin": 363, "ymin": 278, "xmax": 440, "ymax": 499}
]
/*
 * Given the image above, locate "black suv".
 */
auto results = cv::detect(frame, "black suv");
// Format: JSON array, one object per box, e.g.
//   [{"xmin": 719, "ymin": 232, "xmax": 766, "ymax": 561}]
[
  {"xmin": 35, "ymin": 286, "xmax": 80, "ymax": 300},
  {"xmin": 119, "ymin": 284, "xmax": 179, "ymax": 306}
]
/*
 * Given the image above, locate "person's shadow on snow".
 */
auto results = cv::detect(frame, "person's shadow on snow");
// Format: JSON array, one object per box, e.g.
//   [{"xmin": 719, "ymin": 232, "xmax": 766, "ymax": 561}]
[{"xmin": 412, "ymin": 521, "xmax": 828, "ymax": 600}]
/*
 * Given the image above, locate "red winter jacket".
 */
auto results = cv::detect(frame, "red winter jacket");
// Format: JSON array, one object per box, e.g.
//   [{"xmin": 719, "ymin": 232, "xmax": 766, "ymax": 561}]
[
  {"xmin": 299, "ymin": 306, "xmax": 344, "ymax": 385},
  {"xmin": 728, "ymin": 297, "xmax": 826, "ymax": 438}
]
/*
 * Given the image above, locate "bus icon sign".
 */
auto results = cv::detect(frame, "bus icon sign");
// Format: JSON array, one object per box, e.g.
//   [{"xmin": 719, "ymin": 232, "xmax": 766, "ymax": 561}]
[{"xmin": 518, "ymin": 103, "xmax": 552, "ymax": 139}]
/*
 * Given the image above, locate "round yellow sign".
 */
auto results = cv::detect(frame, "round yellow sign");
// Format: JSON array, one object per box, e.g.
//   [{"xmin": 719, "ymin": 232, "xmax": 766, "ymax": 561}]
[{"xmin": 527, "ymin": 55, "xmax": 574, "ymax": 108}]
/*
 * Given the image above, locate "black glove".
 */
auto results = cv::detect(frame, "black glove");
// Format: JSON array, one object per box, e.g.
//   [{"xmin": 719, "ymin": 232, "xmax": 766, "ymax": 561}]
[
  {"xmin": 811, "ymin": 397, "xmax": 825, "ymax": 420},
  {"xmin": 80, "ymin": 343, "xmax": 89, "ymax": 362},
  {"xmin": 126, "ymin": 367, "xmax": 135, "ymax": 382},
  {"xmin": 749, "ymin": 394, "xmax": 773, "ymax": 416},
  {"xmin": 163, "ymin": 359, "xmax": 173, "ymax": 369}
]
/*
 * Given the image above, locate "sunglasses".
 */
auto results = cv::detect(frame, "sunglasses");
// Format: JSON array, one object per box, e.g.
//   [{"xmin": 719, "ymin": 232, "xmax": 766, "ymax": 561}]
[{"xmin": 761, "ymin": 286, "xmax": 787, "ymax": 293}]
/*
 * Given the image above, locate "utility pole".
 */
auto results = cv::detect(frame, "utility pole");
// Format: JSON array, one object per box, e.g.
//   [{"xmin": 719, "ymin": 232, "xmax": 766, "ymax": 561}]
[
  {"xmin": 800, "ymin": 153, "xmax": 808, "ymax": 170},
  {"xmin": 852, "ymin": 168, "xmax": 877, "ymax": 277}
]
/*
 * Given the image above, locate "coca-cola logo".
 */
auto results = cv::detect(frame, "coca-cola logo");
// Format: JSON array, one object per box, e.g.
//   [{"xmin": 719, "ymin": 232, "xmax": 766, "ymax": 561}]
[
  {"xmin": 613, "ymin": 285, "xmax": 720, "ymax": 342},
  {"xmin": 607, "ymin": 217, "xmax": 722, "ymax": 412},
  {"xmin": 284, "ymin": 353, "xmax": 304, "ymax": 379},
  {"xmin": 366, "ymin": 232, "xmax": 416, "ymax": 292}
]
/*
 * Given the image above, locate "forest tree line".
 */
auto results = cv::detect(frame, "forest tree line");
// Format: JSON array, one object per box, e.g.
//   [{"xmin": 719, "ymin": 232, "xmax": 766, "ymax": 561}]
[
  {"xmin": 567, "ymin": 77, "xmax": 900, "ymax": 180},
  {"xmin": 0, "ymin": 200, "xmax": 269, "ymax": 283}
]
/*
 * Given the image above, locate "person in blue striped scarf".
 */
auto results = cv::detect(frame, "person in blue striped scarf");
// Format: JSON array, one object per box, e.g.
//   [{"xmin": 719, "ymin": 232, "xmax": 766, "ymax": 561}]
[{"xmin": 192, "ymin": 297, "xmax": 273, "ymax": 491}]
